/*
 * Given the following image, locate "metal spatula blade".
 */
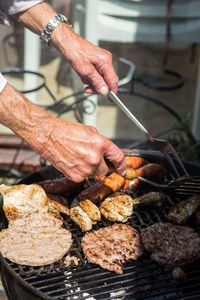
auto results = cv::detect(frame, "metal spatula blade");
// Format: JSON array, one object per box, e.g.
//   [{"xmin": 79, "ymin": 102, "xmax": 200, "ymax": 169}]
[
  {"xmin": 137, "ymin": 175, "xmax": 200, "ymax": 195},
  {"xmin": 108, "ymin": 91, "xmax": 188, "ymax": 178}
]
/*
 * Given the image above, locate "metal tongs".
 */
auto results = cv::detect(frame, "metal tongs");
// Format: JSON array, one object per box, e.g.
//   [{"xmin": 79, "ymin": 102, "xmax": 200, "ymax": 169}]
[{"xmin": 108, "ymin": 91, "xmax": 188, "ymax": 179}]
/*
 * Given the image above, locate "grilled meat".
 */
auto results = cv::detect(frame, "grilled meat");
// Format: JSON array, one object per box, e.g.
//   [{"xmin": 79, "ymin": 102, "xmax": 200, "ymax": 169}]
[
  {"xmin": 172, "ymin": 267, "xmax": 187, "ymax": 281},
  {"xmin": 79, "ymin": 199, "xmax": 101, "ymax": 222},
  {"xmin": 0, "ymin": 212, "xmax": 72, "ymax": 266},
  {"xmin": 133, "ymin": 192, "xmax": 166, "ymax": 207},
  {"xmin": 195, "ymin": 206, "xmax": 200, "ymax": 226},
  {"xmin": 167, "ymin": 195, "xmax": 200, "ymax": 225},
  {"xmin": 100, "ymin": 193, "xmax": 134, "ymax": 222},
  {"xmin": 124, "ymin": 156, "xmax": 149, "ymax": 169},
  {"xmin": 123, "ymin": 178, "xmax": 140, "ymax": 193},
  {"xmin": 81, "ymin": 223, "xmax": 143, "ymax": 274},
  {"xmin": 141, "ymin": 223, "xmax": 200, "ymax": 266},
  {"xmin": 63, "ymin": 255, "xmax": 79, "ymax": 267},
  {"xmin": 38, "ymin": 177, "xmax": 85, "ymax": 195},
  {"xmin": 136, "ymin": 163, "xmax": 166, "ymax": 180},
  {"xmin": 124, "ymin": 167, "xmax": 137, "ymax": 180},
  {"xmin": 0, "ymin": 184, "xmax": 69, "ymax": 221},
  {"xmin": 78, "ymin": 173, "xmax": 125, "ymax": 204},
  {"xmin": 194, "ymin": 207, "xmax": 200, "ymax": 233},
  {"xmin": 70, "ymin": 206, "xmax": 94, "ymax": 232}
]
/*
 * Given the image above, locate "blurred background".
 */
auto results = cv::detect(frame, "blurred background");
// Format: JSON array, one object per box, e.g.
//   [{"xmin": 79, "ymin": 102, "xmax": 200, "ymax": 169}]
[{"xmin": 1, "ymin": 0, "xmax": 200, "ymax": 185}]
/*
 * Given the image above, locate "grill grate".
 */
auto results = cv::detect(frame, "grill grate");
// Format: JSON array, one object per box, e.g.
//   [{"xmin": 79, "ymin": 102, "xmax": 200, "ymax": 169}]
[
  {"xmin": 4, "ymin": 193, "xmax": 200, "ymax": 300},
  {"xmin": 2, "ymin": 158, "xmax": 200, "ymax": 300}
]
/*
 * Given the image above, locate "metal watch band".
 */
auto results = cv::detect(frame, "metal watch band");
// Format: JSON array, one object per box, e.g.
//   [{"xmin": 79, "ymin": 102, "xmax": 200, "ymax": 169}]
[{"xmin": 40, "ymin": 14, "xmax": 70, "ymax": 46}]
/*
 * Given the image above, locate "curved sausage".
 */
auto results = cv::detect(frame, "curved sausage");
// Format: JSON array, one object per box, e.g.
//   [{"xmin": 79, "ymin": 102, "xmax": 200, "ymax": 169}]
[
  {"xmin": 136, "ymin": 163, "xmax": 166, "ymax": 179},
  {"xmin": 38, "ymin": 177, "xmax": 85, "ymax": 195},
  {"xmin": 78, "ymin": 172, "xmax": 125, "ymax": 203}
]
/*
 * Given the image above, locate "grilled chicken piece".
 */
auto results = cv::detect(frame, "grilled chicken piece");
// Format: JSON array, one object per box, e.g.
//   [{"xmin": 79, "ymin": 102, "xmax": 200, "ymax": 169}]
[
  {"xmin": 100, "ymin": 193, "xmax": 134, "ymax": 222},
  {"xmin": 70, "ymin": 206, "xmax": 93, "ymax": 232},
  {"xmin": 167, "ymin": 195, "xmax": 200, "ymax": 225},
  {"xmin": 0, "ymin": 212, "xmax": 72, "ymax": 266},
  {"xmin": 0, "ymin": 184, "xmax": 69, "ymax": 222},
  {"xmin": 70, "ymin": 198, "xmax": 101, "ymax": 232},
  {"xmin": 82, "ymin": 224, "xmax": 143, "ymax": 274},
  {"xmin": 79, "ymin": 199, "xmax": 101, "ymax": 222},
  {"xmin": 141, "ymin": 223, "xmax": 200, "ymax": 266}
]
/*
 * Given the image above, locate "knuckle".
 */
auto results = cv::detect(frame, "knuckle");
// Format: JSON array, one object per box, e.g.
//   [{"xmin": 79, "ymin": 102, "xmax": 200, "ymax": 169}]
[
  {"xmin": 82, "ymin": 66, "xmax": 95, "ymax": 79},
  {"xmin": 90, "ymin": 153, "xmax": 101, "ymax": 167},
  {"xmin": 87, "ymin": 125, "xmax": 98, "ymax": 133},
  {"xmin": 94, "ymin": 136, "xmax": 105, "ymax": 151},
  {"xmin": 100, "ymin": 50, "xmax": 112, "ymax": 63}
]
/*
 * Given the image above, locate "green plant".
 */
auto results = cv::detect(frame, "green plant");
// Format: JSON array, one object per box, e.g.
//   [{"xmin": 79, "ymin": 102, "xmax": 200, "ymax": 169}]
[{"xmin": 164, "ymin": 115, "xmax": 200, "ymax": 163}]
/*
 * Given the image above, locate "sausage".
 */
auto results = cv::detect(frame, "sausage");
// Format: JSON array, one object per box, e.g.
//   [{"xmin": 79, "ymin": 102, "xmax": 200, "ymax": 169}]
[
  {"xmin": 124, "ymin": 156, "xmax": 149, "ymax": 169},
  {"xmin": 136, "ymin": 163, "xmax": 166, "ymax": 180},
  {"xmin": 123, "ymin": 178, "xmax": 140, "ymax": 193},
  {"xmin": 133, "ymin": 192, "xmax": 167, "ymax": 207},
  {"xmin": 78, "ymin": 172, "xmax": 125, "ymax": 203},
  {"xmin": 124, "ymin": 167, "xmax": 137, "ymax": 180},
  {"xmin": 38, "ymin": 177, "xmax": 85, "ymax": 195},
  {"xmin": 95, "ymin": 175, "xmax": 107, "ymax": 182},
  {"xmin": 104, "ymin": 173, "xmax": 125, "ymax": 192},
  {"xmin": 168, "ymin": 195, "xmax": 200, "ymax": 225},
  {"xmin": 77, "ymin": 182, "xmax": 113, "ymax": 203}
]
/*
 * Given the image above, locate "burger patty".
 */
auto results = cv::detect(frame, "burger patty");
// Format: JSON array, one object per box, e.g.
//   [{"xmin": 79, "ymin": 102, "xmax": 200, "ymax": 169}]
[
  {"xmin": 141, "ymin": 222, "xmax": 200, "ymax": 266},
  {"xmin": 81, "ymin": 223, "xmax": 143, "ymax": 274},
  {"xmin": 0, "ymin": 213, "xmax": 72, "ymax": 266}
]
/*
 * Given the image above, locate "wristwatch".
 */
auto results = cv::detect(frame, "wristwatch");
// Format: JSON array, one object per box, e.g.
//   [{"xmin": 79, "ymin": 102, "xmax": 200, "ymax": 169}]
[{"xmin": 40, "ymin": 14, "xmax": 71, "ymax": 46}]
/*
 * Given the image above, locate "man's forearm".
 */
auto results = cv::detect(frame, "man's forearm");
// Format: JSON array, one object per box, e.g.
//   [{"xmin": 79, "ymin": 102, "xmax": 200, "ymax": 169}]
[
  {"xmin": 13, "ymin": 2, "xmax": 57, "ymax": 33},
  {"xmin": 13, "ymin": 2, "xmax": 75, "ymax": 63},
  {"xmin": 12, "ymin": 0, "xmax": 118, "ymax": 95},
  {"xmin": 0, "ymin": 84, "xmax": 56, "ymax": 153}
]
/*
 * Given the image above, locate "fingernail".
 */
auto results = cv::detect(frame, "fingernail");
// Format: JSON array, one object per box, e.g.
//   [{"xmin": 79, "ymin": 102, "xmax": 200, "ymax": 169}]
[
  {"xmin": 117, "ymin": 165, "xmax": 127, "ymax": 177},
  {"xmin": 120, "ymin": 170, "xmax": 127, "ymax": 177},
  {"xmin": 99, "ymin": 86, "xmax": 109, "ymax": 96}
]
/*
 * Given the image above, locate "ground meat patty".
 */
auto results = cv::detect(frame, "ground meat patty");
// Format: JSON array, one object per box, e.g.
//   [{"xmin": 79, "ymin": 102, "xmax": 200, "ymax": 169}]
[
  {"xmin": 141, "ymin": 222, "xmax": 200, "ymax": 266},
  {"xmin": 0, "ymin": 213, "xmax": 72, "ymax": 266},
  {"xmin": 81, "ymin": 223, "xmax": 143, "ymax": 274}
]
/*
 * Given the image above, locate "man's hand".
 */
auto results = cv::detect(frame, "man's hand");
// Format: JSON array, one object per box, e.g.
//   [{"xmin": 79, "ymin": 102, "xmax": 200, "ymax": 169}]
[
  {"xmin": 40, "ymin": 121, "xmax": 125, "ymax": 182},
  {"xmin": 0, "ymin": 84, "xmax": 125, "ymax": 182},
  {"xmin": 52, "ymin": 24, "xmax": 118, "ymax": 96},
  {"xmin": 15, "ymin": 2, "xmax": 118, "ymax": 96}
]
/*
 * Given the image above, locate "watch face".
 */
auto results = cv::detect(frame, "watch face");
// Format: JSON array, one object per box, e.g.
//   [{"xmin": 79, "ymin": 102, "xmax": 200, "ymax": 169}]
[{"xmin": 40, "ymin": 14, "xmax": 71, "ymax": 45}]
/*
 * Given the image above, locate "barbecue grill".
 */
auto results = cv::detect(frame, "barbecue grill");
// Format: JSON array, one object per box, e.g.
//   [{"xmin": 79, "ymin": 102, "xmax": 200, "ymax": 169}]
[{"xmin": 1, "ymin": 150, "xmax": 200, "ymax": 300}]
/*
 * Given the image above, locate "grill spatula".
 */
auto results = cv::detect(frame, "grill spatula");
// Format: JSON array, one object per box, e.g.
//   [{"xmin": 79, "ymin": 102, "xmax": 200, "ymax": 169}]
[
  {"xmin": 136, "ymin": 175, "xmax": 200, "ymax": 196},
  {"xmin": 108, "ymin": 91, "xmax": 188, "ymax": 179}
]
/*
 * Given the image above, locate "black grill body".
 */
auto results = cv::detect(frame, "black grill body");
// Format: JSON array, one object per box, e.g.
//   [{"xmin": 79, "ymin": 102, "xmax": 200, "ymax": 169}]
[{"xmin": 1, "ymin": 151, "xmax": 200, "ymax": 300}]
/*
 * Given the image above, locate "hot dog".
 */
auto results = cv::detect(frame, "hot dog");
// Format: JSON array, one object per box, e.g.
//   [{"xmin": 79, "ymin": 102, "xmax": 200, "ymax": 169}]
[
  {"xmin": 78, "ymin": 172, "xmax": 125, "ymax": 203},
  {"xmin": 136, "ymin": 163, "xmax": 166, "ymax": 179},
  {"xmin": 123, "ymin": 178, "xmax": 140, "ymax": 193},
  {"xmin": 124, "ymin": 156, "xmax": 149, "ymax": 169},
  {"xmin": 38, "ymin": 177, "xmax": 85, "ymax": 195}
]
